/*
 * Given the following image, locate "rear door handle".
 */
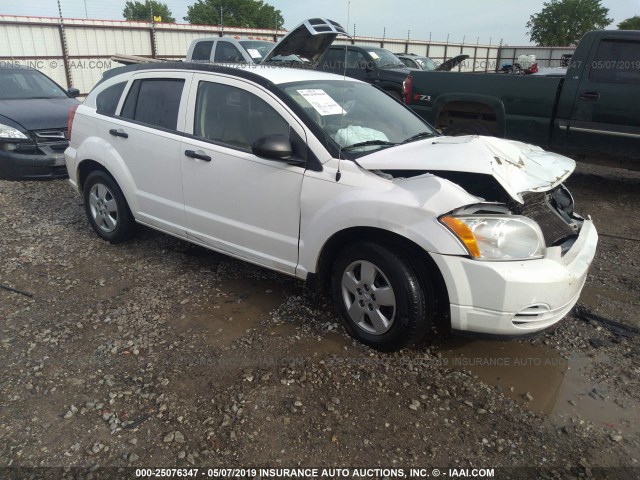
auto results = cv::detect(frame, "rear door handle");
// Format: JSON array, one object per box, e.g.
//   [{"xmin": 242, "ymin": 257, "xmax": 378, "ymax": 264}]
[
  {"xmin": 578, "ymin": 91, "xmax": 600, "ymax": 101},
  {"xmin": 109, "ymin": 128, "xmax": 128, "ymax": 138},
  {"xmin": 184, "ymin": 149, "xmax": 211, "ymax": 162}
]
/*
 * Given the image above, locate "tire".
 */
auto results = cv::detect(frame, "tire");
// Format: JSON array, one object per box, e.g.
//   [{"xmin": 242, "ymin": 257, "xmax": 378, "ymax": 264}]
[
  {"xmin": 83, "ymin": 170, "xmax": 134, "ymax": 243},
  {"xmin": 331, "ymin": 242, "xmax": 435, "ymax": 352},
  {"xmin": 443, "ymin": 121, "xmax": 493, "ymax": 137}
]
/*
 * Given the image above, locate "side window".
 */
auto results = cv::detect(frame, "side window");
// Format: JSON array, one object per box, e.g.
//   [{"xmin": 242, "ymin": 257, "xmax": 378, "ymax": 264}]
[
  {"xmin": 323, "ymin": 48, "xmax": 345, "ymax": 69},
  {"xmin": 191, "ymin": 41, "xmax": 213, "ymax": 61},
  {"xmin": 120, "ymin": 78, "xmax": 184, "ymax": 130},
  {"xmin": 214, "ymin": 42, "xmax": 244, "ymax": 63},
  {"xmin": 347, "ymin": 49, "xmax": 368, "ymax": 68},
  {"xmin": 589, "ymin": 40, "xmax": 640, "ymax": 84},
  {"xmin": 193, "ymin": 81, "xmax": 289, "ymax": 150},
  {"xmin": 96, "ymin": 82, "xmax": 126, "ymax": 115}
]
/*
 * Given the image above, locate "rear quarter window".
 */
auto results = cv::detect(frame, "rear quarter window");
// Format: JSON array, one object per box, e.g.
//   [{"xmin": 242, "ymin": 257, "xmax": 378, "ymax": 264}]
[
  {"xmin": 191, "ymin": 41, "xmax": 213, "ymax": 61},
  {"xmin": 96, "ymin": 82, "xmax": 127, "ymax": 115},
  {"xmin": 120, "ymin": 78, "xmax": 184, "ymax": 130}
]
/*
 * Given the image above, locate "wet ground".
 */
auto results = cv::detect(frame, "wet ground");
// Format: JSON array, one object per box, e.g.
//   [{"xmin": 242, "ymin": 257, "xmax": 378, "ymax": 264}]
[{"xmin": 0, "ymin": 162, "xmax": 638, "ymax": 473}]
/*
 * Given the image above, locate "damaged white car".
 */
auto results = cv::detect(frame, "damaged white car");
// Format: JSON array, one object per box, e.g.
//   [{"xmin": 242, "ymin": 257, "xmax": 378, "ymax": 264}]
[{"xmin": 65, "ymin": 19, "xmax": 597, "ymax": 351}]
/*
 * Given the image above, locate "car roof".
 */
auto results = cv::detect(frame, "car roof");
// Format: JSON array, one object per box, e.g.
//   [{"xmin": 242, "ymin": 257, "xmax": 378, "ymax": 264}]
[
  {"xmin": 100, "ymin": 62, "xmax": 362, "ymax": 88},
  {"xmin": 191, "ymin": 37, "xmax": 273, "ymax": 43}
]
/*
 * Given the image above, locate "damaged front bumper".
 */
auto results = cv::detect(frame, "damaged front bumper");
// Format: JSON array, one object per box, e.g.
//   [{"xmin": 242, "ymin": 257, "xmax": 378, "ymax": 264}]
[
  {"xmin": 430, "ymin": 219, "xmax": 598, "ymax": 335},
  {"xmin": 0, "ymin": 144, "xmax": 68, "ymax": 180}
]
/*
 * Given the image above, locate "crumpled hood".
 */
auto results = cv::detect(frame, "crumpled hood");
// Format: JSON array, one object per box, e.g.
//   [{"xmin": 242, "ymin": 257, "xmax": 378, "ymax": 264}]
[
  {"xmin": 0, "ymin": 97, "xmax": 78, "ymax": 132},
  {"xmin": 356, "ymin": 135, "xmax": 576, "ymax": 203}
]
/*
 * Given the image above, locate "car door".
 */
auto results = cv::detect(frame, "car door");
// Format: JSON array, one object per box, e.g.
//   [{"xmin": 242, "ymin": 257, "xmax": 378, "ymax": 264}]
[
  {"xmin": 107, "ymin": 71, "xmax": 192, "ymax": 236},
  {"xmin": 320, "ymin": 47, "xmax": 376, "ymax": 82},
  {"xmin": 179, "ymin": 74, "xmax": 307, "ymax": 274},
  {"xmin": 213, "ymin": 40, "xmax": 247, "ymax": 64},
  {"xmin": 564, "ymin": 36, "xmax": 640, "ymax": 158}
]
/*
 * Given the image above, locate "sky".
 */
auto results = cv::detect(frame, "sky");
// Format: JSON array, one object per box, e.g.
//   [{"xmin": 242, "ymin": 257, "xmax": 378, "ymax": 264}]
[{"xmin": 2, "ymin": 0, "xmax": 639, "ymax": 45}]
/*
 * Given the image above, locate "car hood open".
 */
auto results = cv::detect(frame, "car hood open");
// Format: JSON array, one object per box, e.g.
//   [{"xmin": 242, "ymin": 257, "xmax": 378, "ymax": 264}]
[
  {"xmin": 262, "ymin": 18, "xmax": 347, "ymax": 64},
  {"xmin": 436, "ymin": 54, "xmax": 470, "ymax": 71},
  {"xmin": 356, "ymin": 135, "xmax": 576, "ymax": 203}
]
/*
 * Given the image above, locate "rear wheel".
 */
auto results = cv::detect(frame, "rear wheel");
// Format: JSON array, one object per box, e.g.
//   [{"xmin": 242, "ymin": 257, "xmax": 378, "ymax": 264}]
[
  {"xmin": 83, "ymin": 170, "xmax": 134, "ymax": 243},
  {"xmin": 331, "ymin": 242, "xmax": 435, "ymax": 351}
]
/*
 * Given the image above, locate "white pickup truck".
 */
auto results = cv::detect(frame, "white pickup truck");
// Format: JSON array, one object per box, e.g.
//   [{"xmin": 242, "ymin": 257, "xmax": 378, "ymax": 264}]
[{"xmin": 186, "ymin": 37, "xmax": 275, "ymax": 64}]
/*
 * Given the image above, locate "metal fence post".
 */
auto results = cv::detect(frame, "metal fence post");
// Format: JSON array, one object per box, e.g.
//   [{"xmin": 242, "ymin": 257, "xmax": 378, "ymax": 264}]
[{"xmin": 56, "ymin": 0, "xmax": 72, "ymax": 89}]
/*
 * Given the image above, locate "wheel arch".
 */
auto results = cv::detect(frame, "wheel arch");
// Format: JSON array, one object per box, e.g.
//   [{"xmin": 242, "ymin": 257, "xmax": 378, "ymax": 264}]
[
  {"xmin": 76, "ymin": 158, "xmax": 138, "ymax": 218},
  {"xmin": 77, "ymin": 159, "xmax": 110, "ymax": 192},
  {"xmin": 434, "ymin": 94, "xmax": 506, "ymax": 137},
  {"xmin": 312, "ymin": 226, "xmax": 450, "ymax": 328}
]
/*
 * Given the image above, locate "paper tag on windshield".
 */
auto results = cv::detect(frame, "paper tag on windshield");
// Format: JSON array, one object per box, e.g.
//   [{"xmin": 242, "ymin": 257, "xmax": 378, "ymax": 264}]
[
  {"xmin": 368, "ymin": 51, "xmax": 379, "ymax": 60},
  {"xmin": 297, "ymin": 89, "xmax": 345, "ymax": 116},
  {"xmin": 247, "ymin": 48, "xmax": 262, "ymax": 59}
]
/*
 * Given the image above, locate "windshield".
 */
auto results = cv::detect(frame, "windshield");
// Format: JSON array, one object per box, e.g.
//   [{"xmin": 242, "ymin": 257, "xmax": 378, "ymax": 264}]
[
  {"xmin": 238, "ymin": 40, "xmax": 274, "ymax": 61},
  {"xmin": 366, "ymin": 48, "xmax": 406, "ymax": 68},
  {"xmin": 279, "ymin": 80, "xmax": 436, "ymax": 157},
  {"xmin": 416, "ymin": 57, "xmax": 438, "ymax": 71},
  {"xmin": 0, "ymin": 68, "xmax": 68, "ymax": 100}
]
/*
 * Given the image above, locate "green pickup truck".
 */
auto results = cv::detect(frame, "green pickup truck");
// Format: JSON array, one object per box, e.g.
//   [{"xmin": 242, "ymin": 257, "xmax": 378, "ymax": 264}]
[{"xmin": 407, "ymin": 30, "xmax": 640, "ymax": 164}]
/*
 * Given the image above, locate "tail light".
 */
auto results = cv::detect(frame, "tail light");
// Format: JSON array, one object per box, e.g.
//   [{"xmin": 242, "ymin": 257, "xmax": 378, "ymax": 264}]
[
  {"xmin": 402, "ymin": 74, "xmax": 413, "ymax": 104},
  {"xmin": 67, "ymin": 104, "xmax": 79, "ymax": 142}
]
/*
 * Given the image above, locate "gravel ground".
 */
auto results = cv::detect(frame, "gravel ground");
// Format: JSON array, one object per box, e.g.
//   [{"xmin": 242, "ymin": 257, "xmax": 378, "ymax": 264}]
[{"xmin": 0, "ymin": 162, "xmax": 638, "ymax": 476}]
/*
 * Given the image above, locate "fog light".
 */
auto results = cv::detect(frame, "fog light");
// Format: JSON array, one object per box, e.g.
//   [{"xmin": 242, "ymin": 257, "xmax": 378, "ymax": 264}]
[{"xmin": 2, "ymin": 143, "xmax": 17, "ymax": 151}]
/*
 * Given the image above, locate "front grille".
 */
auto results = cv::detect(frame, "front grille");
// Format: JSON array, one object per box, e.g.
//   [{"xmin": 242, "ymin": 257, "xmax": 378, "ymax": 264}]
[
  {"xmin": 33, "ymin": 128, "xmax": 69, "ymax": 154},
  {"xmin": 34, "ymin": 130, "xmax": 68, "ymax": 141},
  {"xmin": 520, "ymin": 192, "xmax": 577, "ymax": 246}
]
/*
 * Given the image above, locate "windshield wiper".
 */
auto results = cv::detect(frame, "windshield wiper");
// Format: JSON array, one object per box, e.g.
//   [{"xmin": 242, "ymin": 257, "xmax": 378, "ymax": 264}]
[
  {"xmin": 342, "ymin": 140, "xmax": 398, "ymax": 151},
  {"xmin": 401, "ymin": 132, "xmax": 437, "ymax": 144}
]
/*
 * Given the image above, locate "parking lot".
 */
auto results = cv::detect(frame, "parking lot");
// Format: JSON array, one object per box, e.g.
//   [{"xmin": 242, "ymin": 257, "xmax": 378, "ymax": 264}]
[{"xmin": 0, "ymin": 162, "xmax": 639, "ymax": 473}]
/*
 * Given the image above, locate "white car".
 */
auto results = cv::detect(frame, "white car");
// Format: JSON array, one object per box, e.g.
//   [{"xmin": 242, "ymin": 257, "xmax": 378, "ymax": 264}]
[{"xmin": 65, "ymin": 19, "xmax": 597, "ymax": 351}]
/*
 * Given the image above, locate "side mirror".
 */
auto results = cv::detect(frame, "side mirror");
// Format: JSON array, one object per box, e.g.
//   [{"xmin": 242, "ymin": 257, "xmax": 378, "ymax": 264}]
[
  {"xmin": 251, "ymin": 134, "xmax": 293, "ymax": 161},
  {"xmin": 68, "ymin": 87, "xmax": 80, "ymax": 98}
]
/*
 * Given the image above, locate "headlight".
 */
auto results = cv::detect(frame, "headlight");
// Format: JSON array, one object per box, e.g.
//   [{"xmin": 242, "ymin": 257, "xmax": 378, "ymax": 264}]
[
  {"xmin": 440, "ymin": 215, "xmax": 545, "ymax": 261},
  {"xmin": 0, "ymin": 123, "xmax": 29, "ymax": 140}
]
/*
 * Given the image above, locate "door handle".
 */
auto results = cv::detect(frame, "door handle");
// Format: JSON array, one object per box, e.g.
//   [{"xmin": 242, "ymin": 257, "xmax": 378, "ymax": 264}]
[
  {"xmin": 108, "ymin": 128, "xmax": 128, "ymax": 138},
  {"xmin": 579, "ymin": 91, "xmax": 600, "ymax": 101},
  {"xmin": 184, "ymin": 149, "xmax": 211, "ymax": 162}
]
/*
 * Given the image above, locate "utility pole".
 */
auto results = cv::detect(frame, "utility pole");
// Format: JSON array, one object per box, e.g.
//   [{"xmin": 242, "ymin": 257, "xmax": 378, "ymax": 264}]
[
  {"xmin": 219, "ymin": 5, "xmax": 225, "ymax": 37},
  {"xmin": 56, "ymin": 0, "xmax": 72, "ymax": 89}
]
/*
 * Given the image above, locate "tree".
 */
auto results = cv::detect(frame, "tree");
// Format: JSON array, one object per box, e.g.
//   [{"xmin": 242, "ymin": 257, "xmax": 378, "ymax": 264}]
[
  {"xmin": 526, "ymin": 0, "xmax": 612, "ymax": 46},
  {"xmin": 184, "ymin": 0, "xmax": 284, "ymax": 30},
  {"xmin": 123, "ymin": 1, "xmax": 176, "ymax": 23},
  {"xmin": 618, "ymin": 16, "xmax": 640, "ymax": 30}
]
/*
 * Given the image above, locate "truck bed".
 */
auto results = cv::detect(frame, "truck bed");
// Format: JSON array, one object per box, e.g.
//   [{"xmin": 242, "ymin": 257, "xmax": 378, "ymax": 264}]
[{"xmin": 410, "ymin": 72, "xmax": 564, "ymax": 146}]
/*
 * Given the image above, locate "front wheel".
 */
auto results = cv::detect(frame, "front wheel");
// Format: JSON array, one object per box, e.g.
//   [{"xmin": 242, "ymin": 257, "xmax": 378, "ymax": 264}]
[
  {"xmin": 83, "ymin": 170, "xmax": 134, "ymax": 243},
  {"xmin": 331, "ymin": 242, "xmax": 435, "ymax": 351}
]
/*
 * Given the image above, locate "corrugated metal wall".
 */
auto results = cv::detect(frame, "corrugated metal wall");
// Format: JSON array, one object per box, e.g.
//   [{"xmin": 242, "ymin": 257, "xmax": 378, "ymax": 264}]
[
  {"xmin": 497, "ymin": 46, "xmax": 576, "ymax": 68},
  {"xmin": 0, "ymin": 15, "xmax": 503, "ymax": 94}
]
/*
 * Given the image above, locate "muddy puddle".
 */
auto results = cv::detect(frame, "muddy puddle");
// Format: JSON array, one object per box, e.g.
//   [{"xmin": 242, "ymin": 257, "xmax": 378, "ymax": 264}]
[
  {"xmin": 437, "ymin": 337, "xmax": 638, "ymax": 434},
  {"xmin": 171, "ymin": 260, "xmax": 637, "ymax": 435},
  {"xmin": 579, "ymin": 285, "xmax": 640, "ymax": 327},
  {"xmin": 174, "ymin": 276, "xmax": 351, "ymax": 355},
  {"xmin": 174, "ymin": 277, "xmax": 290, "ymax": 346}
]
